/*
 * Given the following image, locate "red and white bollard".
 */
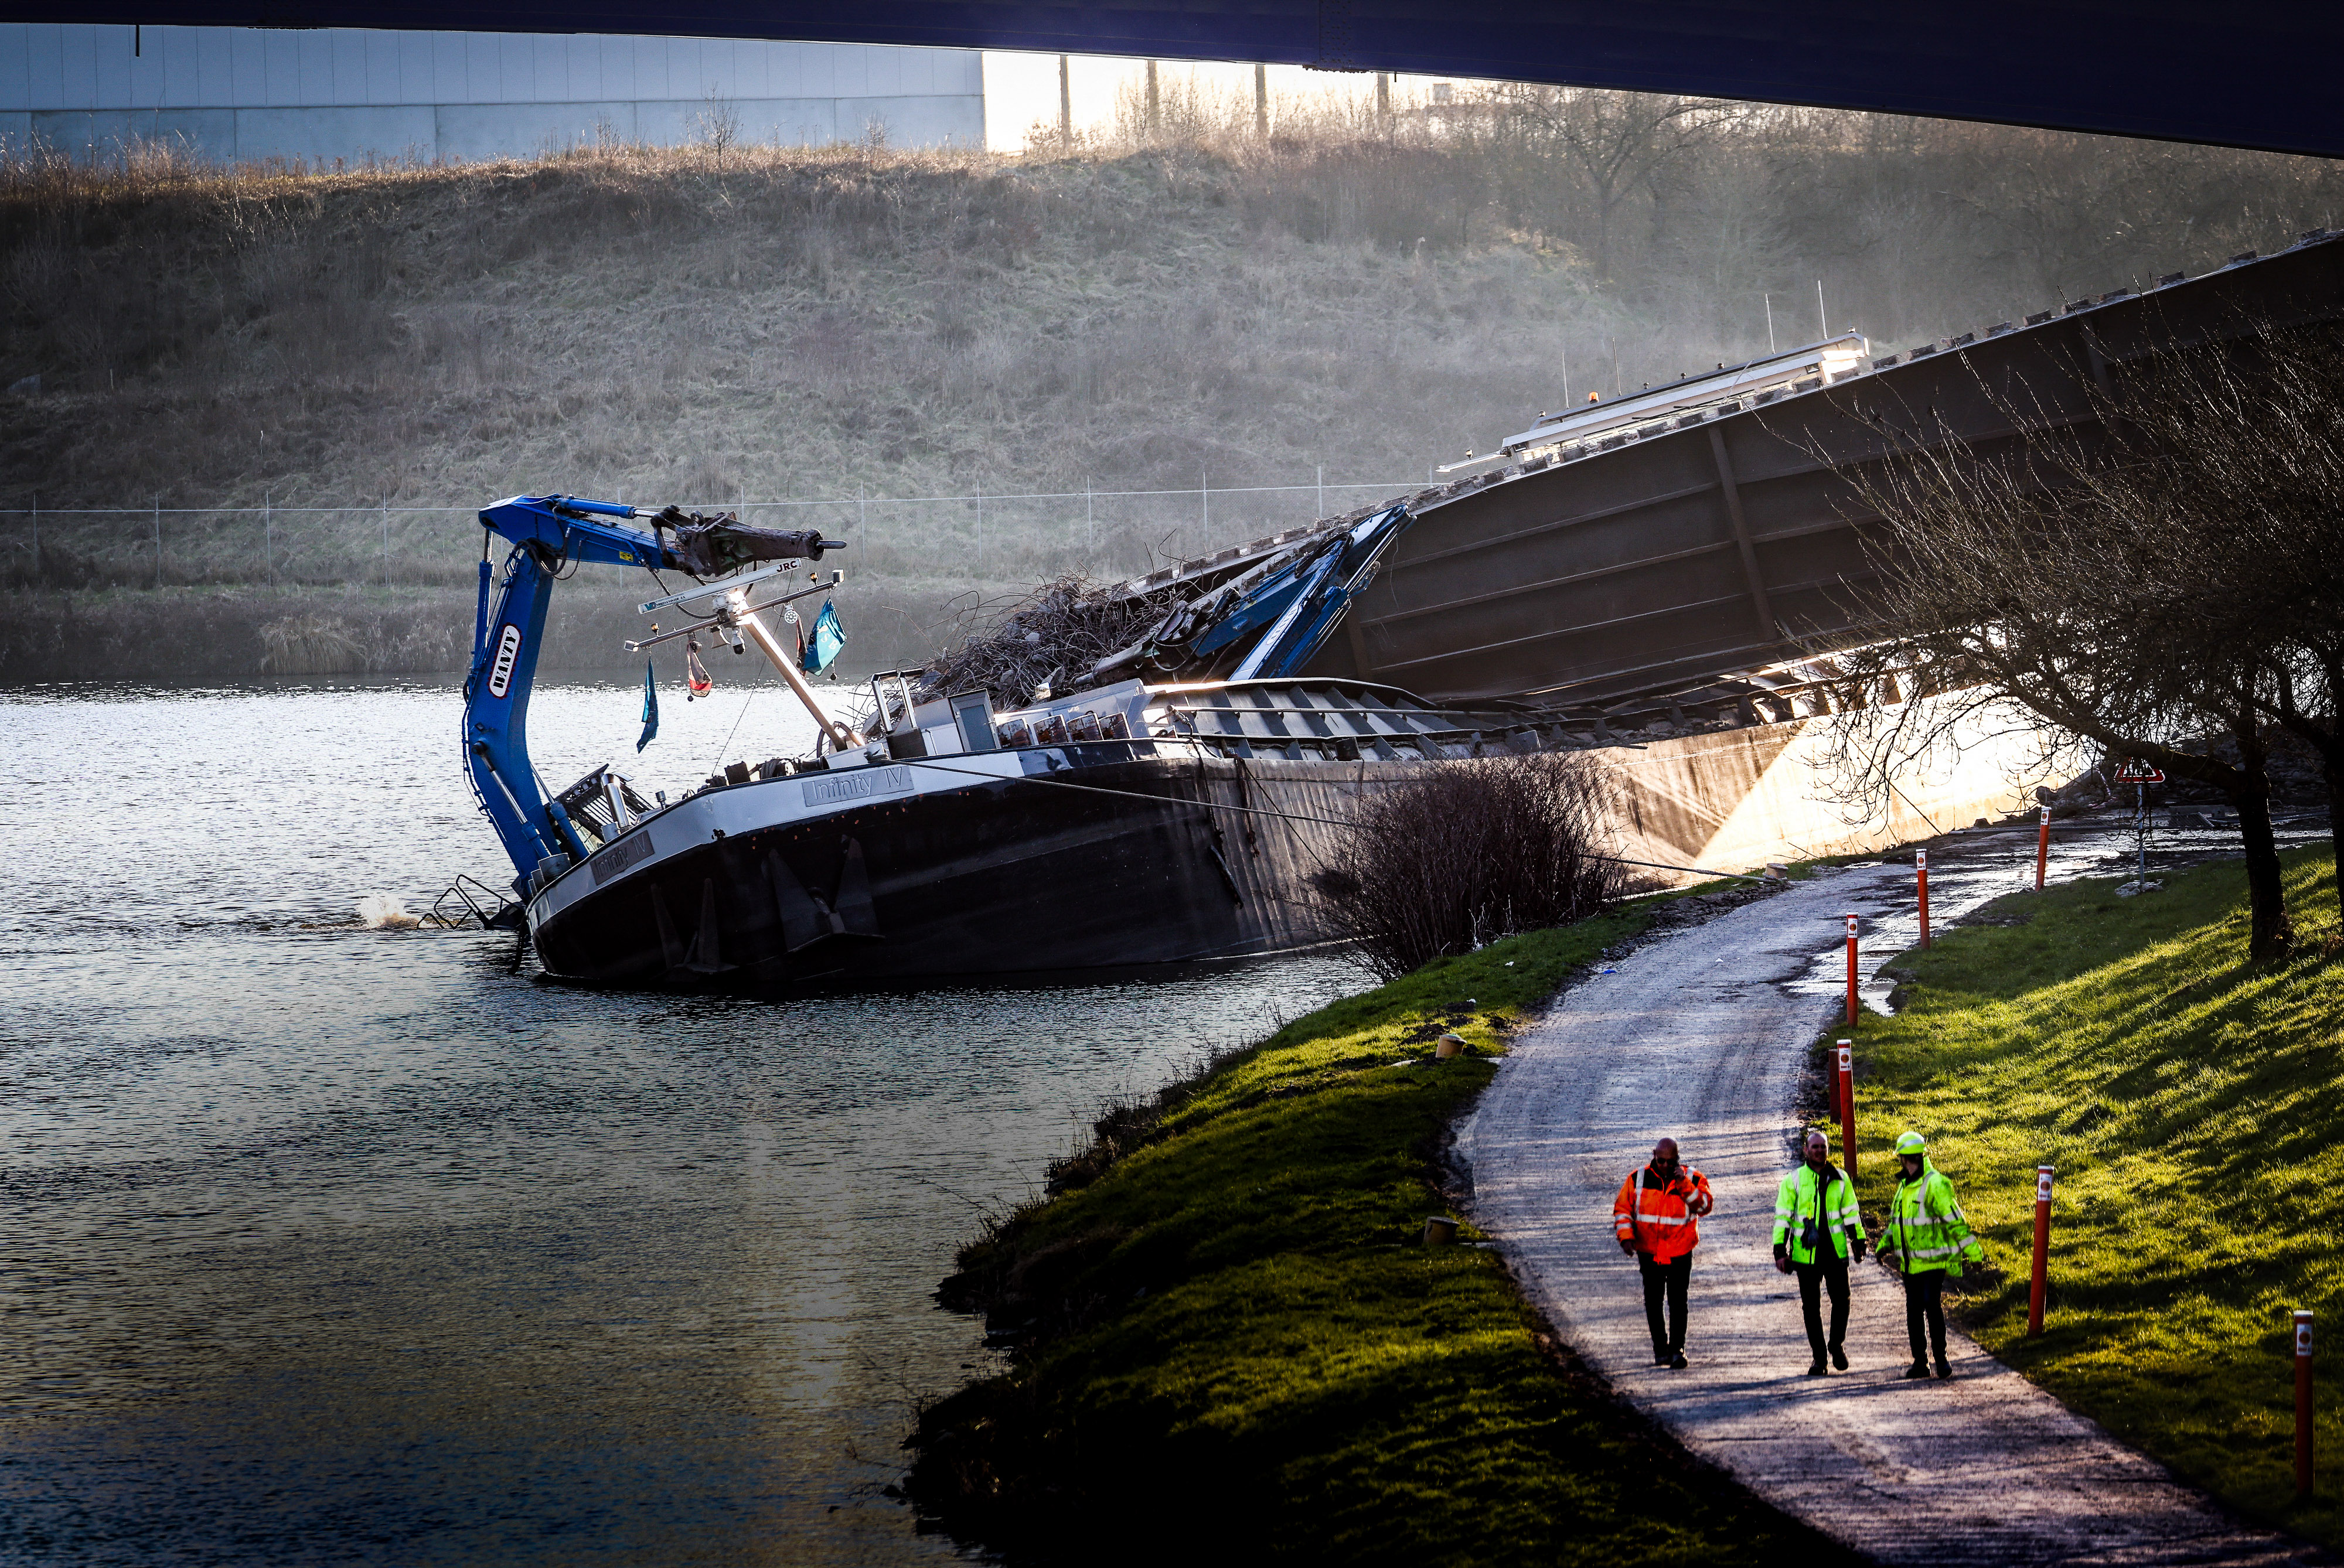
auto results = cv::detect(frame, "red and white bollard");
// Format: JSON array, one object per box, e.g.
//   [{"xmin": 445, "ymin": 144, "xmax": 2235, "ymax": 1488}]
[
  {"xmin": 2028, "ymin": 1165, "xmax": 2055, "ymax": 1336},
  {"xmin": 2035, "ymin": 805, "xmax": 2052, "ymax": 892},
  {"xmin": 1837, "ymin": 1039, "xmax": 1856, "ymax": 1176},
  {"xmin": 1844, "ymin": 913, "xmax": 1860, "ymax": 1027},
  {"xmin": 2298, "ymin": 1309, "xmax": 2316, "ymax": 1501},
  {"xmin": 1917, "ymin": 849, "xmax": 1932, "ymax": 949}
]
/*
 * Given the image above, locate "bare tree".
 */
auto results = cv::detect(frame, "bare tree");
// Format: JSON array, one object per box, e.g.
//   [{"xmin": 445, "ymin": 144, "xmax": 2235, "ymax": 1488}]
[
  {"xmin": 2038, "ymin": 322, "xmax": 2344, "ymax": 923},
  {"xmin": 693, "ymin": 90, "xmax": 741, "ymax": 168},
  {"xmin": 1483, "ymin": 86, "xmax": 1746, "ymax": 279},
  {"xmin": 1815, "ymin": 318, "xmax": 2344, "ymax": 956}
]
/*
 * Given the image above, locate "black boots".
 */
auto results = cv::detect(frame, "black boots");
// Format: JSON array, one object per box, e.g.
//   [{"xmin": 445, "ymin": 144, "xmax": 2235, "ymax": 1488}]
[{"xmin": 1904, "ymin": 1362, "xmax": 1931, "ymax": 1379}]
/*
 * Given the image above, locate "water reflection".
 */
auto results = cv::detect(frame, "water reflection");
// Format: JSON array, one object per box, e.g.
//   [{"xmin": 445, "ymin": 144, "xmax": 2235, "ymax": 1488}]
[{"xmin": 0, "ymin": 681, "xmax": 1359, "ymax": 1564}]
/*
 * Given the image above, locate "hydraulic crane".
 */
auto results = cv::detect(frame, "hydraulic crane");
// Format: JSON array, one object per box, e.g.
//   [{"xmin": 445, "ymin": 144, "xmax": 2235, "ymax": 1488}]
[{"xmin": 462, "ymin": 493, "xmax": 844, "ymax": 901}]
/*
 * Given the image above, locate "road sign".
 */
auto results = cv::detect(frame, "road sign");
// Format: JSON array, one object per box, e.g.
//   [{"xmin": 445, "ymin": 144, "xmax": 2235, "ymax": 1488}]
[{"xmin": 2112, "ymin": 760, "xmax": 2166, "ymax": 784}]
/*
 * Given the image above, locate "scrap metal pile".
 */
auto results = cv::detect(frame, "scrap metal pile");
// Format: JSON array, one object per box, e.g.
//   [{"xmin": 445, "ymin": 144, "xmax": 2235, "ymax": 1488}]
[{"xmin": 909, "ymin": 499, "xmax": 1415, "ymax": 711}]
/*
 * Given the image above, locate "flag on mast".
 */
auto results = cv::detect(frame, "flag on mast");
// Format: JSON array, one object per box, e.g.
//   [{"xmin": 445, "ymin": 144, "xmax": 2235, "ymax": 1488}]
[{"xmin": 635, "ymin": 660, "xmax": 659, "ymax": 752}]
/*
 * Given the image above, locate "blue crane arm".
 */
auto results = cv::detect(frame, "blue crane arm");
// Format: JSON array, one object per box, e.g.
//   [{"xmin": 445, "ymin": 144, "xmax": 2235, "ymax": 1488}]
[
  {"xmin": 462, "ymin": 495, "xmax": 677, "ymax": 895},
  {"xmin": 458, "ymin": 494, "xmax": 846, "ymax": 898}
]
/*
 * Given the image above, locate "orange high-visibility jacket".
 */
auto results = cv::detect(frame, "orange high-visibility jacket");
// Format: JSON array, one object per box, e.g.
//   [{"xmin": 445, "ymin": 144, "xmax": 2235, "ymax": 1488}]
[{"xmin": 1613, "ymin": 1164, "xmax": 1713, "ymax": 1262}]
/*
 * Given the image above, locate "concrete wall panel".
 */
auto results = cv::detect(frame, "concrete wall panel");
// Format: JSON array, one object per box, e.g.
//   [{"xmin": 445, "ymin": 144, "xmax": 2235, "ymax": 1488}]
[
  {"xmin": 154, "ymin": 107, "xmax": 237, "ymax": 161},
  {"xmin": 837, "ymin": 94, "xmax": 982, "ymax": 147},
  {"xmin": 237, "ymin": 105, "xmax": 436, "ymax": 164},
  {"xmin": 433, "ymin": 100, "xmax": 635, "ymax": 162},
  {"xmin": 0, "ymin": 25, "xmax": 980, "ymax": 161},
  {"xmin": 0, "ymin": 29, "xmax": 28, "ymax": 111},
  {"xmin": 195, "ymin": 28, "xmax": 233, "ymax": 109}
]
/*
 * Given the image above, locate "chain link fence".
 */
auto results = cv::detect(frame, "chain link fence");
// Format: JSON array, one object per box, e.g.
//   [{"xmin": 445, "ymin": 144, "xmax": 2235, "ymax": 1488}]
[{"xmin": 0, "ymin": 476, "xmax": 1423, "ymax": 592}]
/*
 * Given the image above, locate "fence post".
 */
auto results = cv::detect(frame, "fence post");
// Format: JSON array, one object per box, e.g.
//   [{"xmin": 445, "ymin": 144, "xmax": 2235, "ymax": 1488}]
[
  {"xmin": 2036, "ymin": 805, "xmax": 2052, "ymax": 891},
  {"xmin": 2298, "ymin": 1310, "xmax": 2316, "ymax": 1501},
  {"xmin": 1917, "ymin": 849, "xmax": 1931, "ymax": 949},
  {"xmin": 1837, "ymin": 1038, "xmax": 1856, "ymax": 1175},
  {"xmin": 2028, "ymin": 1165, "xmax": 2054, "ymax": 1336},
  {"xmin": 1844, "ymin": 913, "xmax": 1859, "ymax": 1026}
]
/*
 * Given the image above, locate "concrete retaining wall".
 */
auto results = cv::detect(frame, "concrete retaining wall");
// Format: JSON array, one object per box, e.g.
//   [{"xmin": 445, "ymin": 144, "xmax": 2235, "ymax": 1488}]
[
  {"xmin": 1595, "ymin": 701, "xmax": 2043, "ymax": 880},
  {"xmin": 0, "ymin": 25, "xmax": 983, "ymax": 162}
]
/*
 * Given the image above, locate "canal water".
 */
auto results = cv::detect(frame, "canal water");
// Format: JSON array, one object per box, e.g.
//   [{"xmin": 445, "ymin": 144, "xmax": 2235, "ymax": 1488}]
[{"xmin": 0, "ymin": 679, "xmax": 1358, "ymax": 1566}]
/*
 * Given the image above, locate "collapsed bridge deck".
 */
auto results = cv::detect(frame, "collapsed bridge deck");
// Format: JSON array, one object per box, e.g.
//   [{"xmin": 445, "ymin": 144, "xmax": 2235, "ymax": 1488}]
[{"xmin": 1292, "ymin": 229, "xmax": 2344, "ymax": 725}]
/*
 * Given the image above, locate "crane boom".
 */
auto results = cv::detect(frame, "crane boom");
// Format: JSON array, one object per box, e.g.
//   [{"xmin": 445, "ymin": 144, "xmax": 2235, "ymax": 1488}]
[{"xmin": 461, "ymin": 493, "xmax": 841, "ymax": 898}]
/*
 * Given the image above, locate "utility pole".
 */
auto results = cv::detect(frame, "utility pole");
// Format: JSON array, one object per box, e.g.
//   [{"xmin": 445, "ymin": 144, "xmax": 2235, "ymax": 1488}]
[
  {"xmin": 1255, "ymin": 63, "xmax": 1268, "ymax": 138},
  {"xmin": 1145, "ymin": 60, "xmax": 1159, "ymax": 137},
  {"xmin": 1375, "ymin": 71, "xmax": 1390, "ymax": 121},
  {"xmin": 1058, "ymin": 54, "xmax": 1072, "ymax": 152},
  {"xmin": 1817, "ymin": 278, "xmax": 1829, "ymax": 337}
]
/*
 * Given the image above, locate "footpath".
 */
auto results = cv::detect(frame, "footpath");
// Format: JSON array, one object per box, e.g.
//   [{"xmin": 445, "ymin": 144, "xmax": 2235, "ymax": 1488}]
[{"xmin": 1462, "ymin": 863, "xmax": 2304, "ymax": 1566}]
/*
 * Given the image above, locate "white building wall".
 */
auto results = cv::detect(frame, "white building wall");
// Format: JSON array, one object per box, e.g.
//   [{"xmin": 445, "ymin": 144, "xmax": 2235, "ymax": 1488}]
[{"xmin": 0, "ymin": 25, "xmax": 983, "ymax": 162}]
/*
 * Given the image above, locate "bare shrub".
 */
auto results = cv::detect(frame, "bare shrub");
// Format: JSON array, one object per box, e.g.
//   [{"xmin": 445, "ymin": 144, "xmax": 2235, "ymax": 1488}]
[{"xmin": 1314, "ymin": 752, "xmax": 1627, "ymax": 980}]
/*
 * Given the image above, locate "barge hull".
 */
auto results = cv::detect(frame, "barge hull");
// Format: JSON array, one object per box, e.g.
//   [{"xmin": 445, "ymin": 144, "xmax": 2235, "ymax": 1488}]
[{"xmin": 531, "ymin": 751, "xmax": 1395, "ymax": 987}]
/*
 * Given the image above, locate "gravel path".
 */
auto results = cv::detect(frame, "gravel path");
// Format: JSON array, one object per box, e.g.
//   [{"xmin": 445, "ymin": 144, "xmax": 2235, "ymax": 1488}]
[{"xmin": 1461, "ymin": 864, "xmax": 2304, "ymax": 1566}]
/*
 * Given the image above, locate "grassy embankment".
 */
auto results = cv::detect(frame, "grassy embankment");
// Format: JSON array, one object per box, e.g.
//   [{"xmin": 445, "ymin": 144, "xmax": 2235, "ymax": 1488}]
[
  {"xmin": 908, "ymin": 891, "xmax": 1851, "ymax": 1566},
  {"xmin": 1846, "ymin": 847, "xmax": 2343, "ymax": 1545},
  {"xmin": 9, "ymin": 109, "xmax": 2340, "ymax": 680}
]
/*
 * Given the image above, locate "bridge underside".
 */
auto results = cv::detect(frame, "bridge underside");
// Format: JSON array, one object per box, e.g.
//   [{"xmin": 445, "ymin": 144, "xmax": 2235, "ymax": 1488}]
[
  {"xmin": 10, "ymin": 2, "xmax": 2344, "ymax": 157},
  {"xmin": 1296, "ymin": 230, "xmax": 2344, "ymax": 734}
]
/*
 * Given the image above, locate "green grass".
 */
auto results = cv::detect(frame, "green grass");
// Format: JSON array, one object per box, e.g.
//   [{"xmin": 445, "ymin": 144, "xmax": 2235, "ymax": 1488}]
[
  {"xmin": 1846, "ymin": 846, "xmax": 2344, "ymax": 1543},
  {"xmin": 908, "ymin": 899, "xmax": 1851, "ymax": 1566}
]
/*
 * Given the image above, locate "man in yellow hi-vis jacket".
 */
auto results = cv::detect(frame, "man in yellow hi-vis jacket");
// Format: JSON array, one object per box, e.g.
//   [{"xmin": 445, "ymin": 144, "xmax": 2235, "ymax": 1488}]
[
  {"xmin": 1773, "ymin": 1127, "xmax": 1867, "ymax": 1375},
  {"xmin": 1878, "ymin": 1129, "xmax": 1985, "ymax": 1380}
]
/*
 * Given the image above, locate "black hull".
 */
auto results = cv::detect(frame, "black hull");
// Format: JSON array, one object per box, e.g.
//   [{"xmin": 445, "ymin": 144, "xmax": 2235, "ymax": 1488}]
[{"xmin": 530, "ymin": 749, "xmax": 1398, "ymax": 990}]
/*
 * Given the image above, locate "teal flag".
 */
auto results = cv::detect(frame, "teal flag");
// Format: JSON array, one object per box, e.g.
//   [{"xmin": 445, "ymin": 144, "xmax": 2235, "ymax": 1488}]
[
  {"xmin": 802, "ymin": 601, "xmax": 846, "ymax": 676},
  {"xmin": 635, "ymin": 659, "xmax": 659, "ymax": 751}
]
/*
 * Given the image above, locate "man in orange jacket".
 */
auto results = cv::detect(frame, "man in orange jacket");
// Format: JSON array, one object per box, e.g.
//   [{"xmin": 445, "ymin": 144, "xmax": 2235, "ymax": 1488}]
[{"xmin": 1614, "ymin": 1136, "xmax": 1713, "ymax": 1369}]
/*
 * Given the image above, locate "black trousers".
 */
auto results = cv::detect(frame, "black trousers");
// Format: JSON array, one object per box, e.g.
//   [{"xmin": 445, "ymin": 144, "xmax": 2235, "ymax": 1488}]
[
  {"xmin": 1794, "ymin": 1257, "xmax": 1850, "ymax": 1361},
  {"xmin": 1904, "ymin": 1269, "xmax": 1948, "ymax": 1364},
  {"xmin": 1638, "ymin": 1253, "xmax": 1691, "ymax": 1355}
]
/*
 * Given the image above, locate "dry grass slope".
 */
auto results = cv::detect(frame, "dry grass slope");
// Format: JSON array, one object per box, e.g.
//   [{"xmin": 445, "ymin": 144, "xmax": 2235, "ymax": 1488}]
[{"xmin": 5, "ymin": 103, "xmax": 2339, "ymax": 673}]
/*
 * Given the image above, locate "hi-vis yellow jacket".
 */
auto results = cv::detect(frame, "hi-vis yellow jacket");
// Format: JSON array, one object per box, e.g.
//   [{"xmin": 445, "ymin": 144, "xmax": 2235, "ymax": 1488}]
[
  {"xmin": 1878, "ymin": 1159, "xmax": 1985, "ymax": 1277},
  {"xmin": 1772, "ymin": 1162, "xmax": 1863, "ymax": 1266}
]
